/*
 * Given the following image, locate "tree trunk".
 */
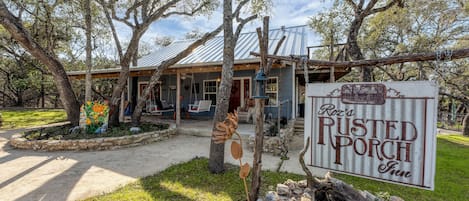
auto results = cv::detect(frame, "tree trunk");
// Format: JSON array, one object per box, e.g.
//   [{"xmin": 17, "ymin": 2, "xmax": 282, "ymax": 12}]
[
  {"xmin": 41, "ymin": 73, "xmax": 45, "ymax": 108},
  {"xmin": 344, "ymin": 0, "xmax": 403, "ymax": 82},
  {"xmin": 462, "ymin": 112, "xmax": 469, "ymax": 136},
  {"xmin": 208, "ymin": 0, "xmax": 234, "ymax": 174},
  {"xmin": 0, "ymin": 2, "xmax": 80, "ymax": 125},
  {"xmin": 131, "ymin": 0, "xmax": 252, "ymax": 125},
  {"xmin": 347, "ymin": 16, "xmax": 371, "ymax": 81},
  {"xmin": 109, "ymin": 30, "xmax": 144, "ymax": 126},
  {"xmin": 131, "ymin": 25, "xmax": 224, "ymax": 125},
  {"xmin": 84, "ymin": 0, "xmax": 93, "ymax": 102}
]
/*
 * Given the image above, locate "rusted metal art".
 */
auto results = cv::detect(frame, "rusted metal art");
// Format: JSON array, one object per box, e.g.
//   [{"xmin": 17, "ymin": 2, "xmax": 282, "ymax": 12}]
[{"xmin": 304, "ymin": 81, "xmax": 438, "ymax": 190}]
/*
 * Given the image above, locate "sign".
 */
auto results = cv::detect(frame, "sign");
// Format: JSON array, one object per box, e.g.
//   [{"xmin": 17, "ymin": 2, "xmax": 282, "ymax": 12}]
[
  {"xmin": 79, "ymin": 101, "xmax": 110, "ymax": 134},
  {"xmin": 305, "ymin": 81, "xmax": 438, "ymax": 190}
]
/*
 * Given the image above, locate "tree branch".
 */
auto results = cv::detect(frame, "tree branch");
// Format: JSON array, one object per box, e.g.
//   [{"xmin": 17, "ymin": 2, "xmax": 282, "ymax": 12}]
[
  {"xmin": 98, "ymin": 0, "xmax": 123, "ymax": 59},
  {"xmin": 345, "ymin": 0, "xmax": 358, "ymax": 12},
  {"xmin": 251, "ymin": 48, "xmax": 469, "ymax": 68},
  {"xmin": 162, "ymin": 0, "xmax": 209, "ymax": 18},
  {"xmin": 368, "ymin": 0, "xmax": 401, "ymax": 15},
  {"xmin": 232, "ymin": 0, "xmax": 254, "ymax": 46}
]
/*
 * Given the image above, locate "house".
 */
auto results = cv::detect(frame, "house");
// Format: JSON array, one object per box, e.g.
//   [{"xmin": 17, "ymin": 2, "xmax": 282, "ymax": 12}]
[{"xmin": 68, "ymin": 25, "xmax": 349, "ymax": 122}]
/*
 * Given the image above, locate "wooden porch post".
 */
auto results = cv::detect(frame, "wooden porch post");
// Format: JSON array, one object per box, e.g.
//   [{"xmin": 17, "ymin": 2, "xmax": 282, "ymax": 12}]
[{"xmin": 176, "ymin": 72, "xmax": 181, "ymax": 127}]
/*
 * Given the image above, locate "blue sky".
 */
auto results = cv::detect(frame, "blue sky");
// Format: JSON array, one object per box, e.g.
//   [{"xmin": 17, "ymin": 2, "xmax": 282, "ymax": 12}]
[{"xmin": 115, "ymin": 1, "xmax": 332, "ymax": 48}]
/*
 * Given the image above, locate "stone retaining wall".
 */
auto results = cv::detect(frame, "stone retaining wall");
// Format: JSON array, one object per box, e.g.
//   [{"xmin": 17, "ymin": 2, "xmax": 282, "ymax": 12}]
[
  {"xmin": 10, "ymin": 127, "xmax": 177, "ymax": 151},
  {"xmin": 246, "ymin": 120, "xmax": 295, "ymax": 155}
]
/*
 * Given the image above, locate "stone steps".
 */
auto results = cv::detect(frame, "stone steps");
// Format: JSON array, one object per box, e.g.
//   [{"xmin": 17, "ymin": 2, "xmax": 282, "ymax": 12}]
[{"xmin": 293, "ymin": 118, "xmax": 304, "ymax": 135}]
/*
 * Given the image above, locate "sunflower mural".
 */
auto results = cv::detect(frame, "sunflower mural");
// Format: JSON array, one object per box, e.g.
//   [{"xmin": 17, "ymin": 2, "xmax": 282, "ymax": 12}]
[{"xmin": 79, "ymin": 101, "xmax": 110, "ymax": 134}]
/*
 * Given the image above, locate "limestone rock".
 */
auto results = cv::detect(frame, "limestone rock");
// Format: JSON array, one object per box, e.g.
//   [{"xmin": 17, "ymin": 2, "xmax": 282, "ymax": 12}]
[
  {"xmin": 301, "ymin": 192, "xmax": 312, "ymax": 201},
  {"xmin": 390, "ymin": 196, "xmax": 405, "ymax": 201},
  {"xmin": 277, "ymin": 184, "xmax": 290, "ymax": 195},
  {"xmin": 361, "ymin": 190, "xmax": 377, "ymax": 201},
  {"xmin": 129, "ymin": 127, "xmax": 141, "ymax": 133},
  {"xmin": 298, "ymin": 180, "xmax": 308, "ymax": 188},
  {"xmin": 265, "ymin": 191, "xmax": 280, "ymax": 201}
]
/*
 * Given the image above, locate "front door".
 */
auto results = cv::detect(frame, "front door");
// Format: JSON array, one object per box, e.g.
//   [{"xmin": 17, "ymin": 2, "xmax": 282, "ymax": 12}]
[{"xmin": 229, "ymin": 80, "xmax": 241, "ymax": 112}]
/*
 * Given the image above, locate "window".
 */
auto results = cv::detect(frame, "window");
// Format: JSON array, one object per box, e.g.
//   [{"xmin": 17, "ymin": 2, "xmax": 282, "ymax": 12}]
[
  {"xmin": 203, "ymin": 80, "xmax": 219, "ymax": 105},
  {"xmin": 265, "ymin": 77, "xmax": 278, "ymax": 106}
]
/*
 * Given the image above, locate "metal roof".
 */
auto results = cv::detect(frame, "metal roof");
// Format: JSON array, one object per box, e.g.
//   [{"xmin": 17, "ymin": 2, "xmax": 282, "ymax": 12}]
[{"xmin": 134, "ymin": 25, "xmax": 308, "ymax": 69}]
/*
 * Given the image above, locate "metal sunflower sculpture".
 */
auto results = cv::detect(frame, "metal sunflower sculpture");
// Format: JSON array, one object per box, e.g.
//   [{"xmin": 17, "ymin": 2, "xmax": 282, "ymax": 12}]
[{"xmin": 212, "ymin": 111, "xmax": 251, "ymax": 201}]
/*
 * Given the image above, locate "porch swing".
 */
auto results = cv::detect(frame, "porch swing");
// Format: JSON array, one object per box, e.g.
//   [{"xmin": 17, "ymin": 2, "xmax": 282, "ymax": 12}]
[
  {"xmin": 145, "ymin": 84, "xmax": 174, "ymax": 115},
  {"xmin": 187, "ymin": 73, "xmax": 212, "ymax": 113}
]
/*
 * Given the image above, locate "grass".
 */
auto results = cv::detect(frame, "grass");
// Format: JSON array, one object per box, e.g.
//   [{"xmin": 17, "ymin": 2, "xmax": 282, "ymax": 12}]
[
  {"xmin": 85, "ymin": 157, "xmax": 303, "ymax": 201},
  {"xmin": 0, "ymin": 109, "xmax": 67, "ymax": 129},
  {"xmin": 86, "ymin": 135, "xmax": 469, "ymax": 201},
  {"xmin": 335, "ymin": 135, "xmax": 469, "ymax": 201}
]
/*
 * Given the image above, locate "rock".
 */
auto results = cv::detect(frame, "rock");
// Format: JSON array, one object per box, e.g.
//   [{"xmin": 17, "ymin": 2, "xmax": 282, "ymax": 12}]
[
  {"xmin": 361, "ymin": 190, "xmax": 377, "ymax": 201},
  {"xmin": 130, "ymin": 127, "xmax": 141, "ymax": 133},
  {"xmin": 298, "ymin": 180, "xmax": 308, "ymax": 188},
  {"xmin": 276, "ymin": 184, "xmax": 290, "ymax": 195},
  {"xmin": 95, "ymin": 127, "xmax": 106, "ymax": 134},
  {"xmin": 300, "ymin": 196, "xmax": 311, "ymax": 201},
  {"xmin": 68, "ymin": 126, "xmax": 81, "ymax": 134},
  {"xmin": 265, "ymin": 191, "xmax": 280, "ymax": 201},
  {"xmin": 303, "ymin": 188, "xmax": 312, "ymax": 195},
  {"xmin": 292, "ymin": 187, "xmax": 303, "ymax": 195},
  {"xmin": 390, "ymin": 196, "xmax": 405, "ymax": 201},
  {"xmin": 301, "ymin": 192, "xmax": 312, "ymax": 201},
  {"xmin": 284, "ymin": 179, "xmax": 296, "ymax": 188}
]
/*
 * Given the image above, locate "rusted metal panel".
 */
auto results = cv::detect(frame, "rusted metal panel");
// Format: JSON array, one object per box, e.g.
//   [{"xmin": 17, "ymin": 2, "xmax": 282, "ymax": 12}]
[{"xmin": 305, "ymin": 81, "xmax": 438, "ymax": 190}]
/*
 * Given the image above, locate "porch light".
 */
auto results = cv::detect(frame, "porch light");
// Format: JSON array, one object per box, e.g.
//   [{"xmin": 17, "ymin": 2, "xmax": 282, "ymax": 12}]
[{"xmin": 253, "ymin": 69, "xmax": 268, "ymax": 99}]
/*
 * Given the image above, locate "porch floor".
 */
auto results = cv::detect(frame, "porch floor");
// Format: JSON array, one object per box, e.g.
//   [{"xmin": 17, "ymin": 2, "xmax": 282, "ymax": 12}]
[{"xmin": 141, "ymin": 116, "xmax": 256, "ymax": 138}]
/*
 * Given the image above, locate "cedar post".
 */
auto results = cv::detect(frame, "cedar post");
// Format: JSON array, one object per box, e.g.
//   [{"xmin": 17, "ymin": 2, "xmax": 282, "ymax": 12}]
[
  {"xmin": 250, "ymin": 16, "xmax": 269, "ymax": 201},
  {"xmin": 176, "ymin": 72, "xmax": 181, "ymax": 127}
]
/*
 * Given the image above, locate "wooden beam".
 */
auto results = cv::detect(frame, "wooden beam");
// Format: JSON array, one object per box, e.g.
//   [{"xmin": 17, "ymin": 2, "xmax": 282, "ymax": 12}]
[
  {"xmin": 176, "ymin": 72, "xmax": 181, "ymax": 127},
  {"xmin": 307, "ymin": 43, "xmax": 346, "ymax": 48},
  {"xmin": 251, "ymin": 48, "xmax": 469, "ymax": 68},
  {"xmin": 68, "ymin": 63, "xmax": 268, "ymax": 80}
]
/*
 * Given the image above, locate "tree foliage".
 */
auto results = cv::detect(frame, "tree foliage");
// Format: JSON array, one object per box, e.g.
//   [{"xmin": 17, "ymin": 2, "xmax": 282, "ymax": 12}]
[{"xmin": 309, "ymin": 0, "xmax": 469, "ymax": 135}]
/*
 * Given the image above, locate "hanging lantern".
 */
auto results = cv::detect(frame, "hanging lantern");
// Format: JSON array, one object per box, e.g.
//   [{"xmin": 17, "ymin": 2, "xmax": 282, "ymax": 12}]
[{"xmin": 253, "ymin": 69, "xmax": 268, "ymax": 99}]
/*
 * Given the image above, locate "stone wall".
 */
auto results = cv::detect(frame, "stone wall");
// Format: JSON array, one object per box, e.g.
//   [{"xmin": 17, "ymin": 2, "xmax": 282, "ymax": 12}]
[
  {"xmin": 246, "ymin": 120, "xmax": 295, "ymax": 155},
  {"xmin": 264, "ymin": 179, "xmax": 405, "ymax": 201},
  {"xmin": 10, "ymin": 127, "xmax": 177, "ymax": 151}
]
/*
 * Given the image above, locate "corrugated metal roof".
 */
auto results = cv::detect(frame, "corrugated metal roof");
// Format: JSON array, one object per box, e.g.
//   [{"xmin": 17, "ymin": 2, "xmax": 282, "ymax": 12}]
[{"xmin": 134, "ymin": 25, "xmax": 308, "ymax": 69}]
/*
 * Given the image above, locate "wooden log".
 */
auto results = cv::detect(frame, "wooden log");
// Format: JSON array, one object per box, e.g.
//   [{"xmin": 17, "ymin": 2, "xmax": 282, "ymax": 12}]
[{"xmin": 251, "ymin": 48, "xmax": 469, "ymax": 68}]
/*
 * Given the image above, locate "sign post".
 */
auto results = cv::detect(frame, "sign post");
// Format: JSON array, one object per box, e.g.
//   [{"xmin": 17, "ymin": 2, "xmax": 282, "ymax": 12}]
[{"xmin": 305, "ymin": 81, "xmax": 438, "ymax": 190}]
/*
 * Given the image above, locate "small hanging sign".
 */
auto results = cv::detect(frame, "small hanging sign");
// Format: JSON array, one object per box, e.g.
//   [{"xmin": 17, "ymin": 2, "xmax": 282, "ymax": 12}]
[{"xmin": 304, "ymin": 81, "xmax": 438, "ymax": 190}]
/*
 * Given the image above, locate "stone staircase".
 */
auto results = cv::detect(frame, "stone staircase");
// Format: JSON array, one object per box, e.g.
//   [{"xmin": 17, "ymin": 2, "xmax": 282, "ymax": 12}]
[{"xmin": 294, "ymin": 118, "xmax": 305, "ymax": 135}]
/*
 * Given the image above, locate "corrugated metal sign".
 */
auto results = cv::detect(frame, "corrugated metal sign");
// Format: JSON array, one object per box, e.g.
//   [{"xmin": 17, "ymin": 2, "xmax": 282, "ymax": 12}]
[{"xmin": 305, "ymin": 81, "xmax": 438, "ymax": 190}]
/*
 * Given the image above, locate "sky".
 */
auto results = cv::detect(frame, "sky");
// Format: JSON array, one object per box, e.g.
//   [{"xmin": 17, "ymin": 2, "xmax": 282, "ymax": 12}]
[{"xmin": 115, "ymin": 0, "xmax": 333, "ymax": 49}]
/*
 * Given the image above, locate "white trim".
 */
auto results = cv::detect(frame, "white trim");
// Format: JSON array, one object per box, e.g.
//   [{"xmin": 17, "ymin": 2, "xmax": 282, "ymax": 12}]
[
  {"xmin": 266, "ymin": 76, "xmax": 279, "ymax": 107},
  {"xmin": 203, "ymin": 79, "xmax": 219, "ymax": 104},
  {"xmin": 203, "ymin": 77, "xmax": 252, "ymax": 108}
]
